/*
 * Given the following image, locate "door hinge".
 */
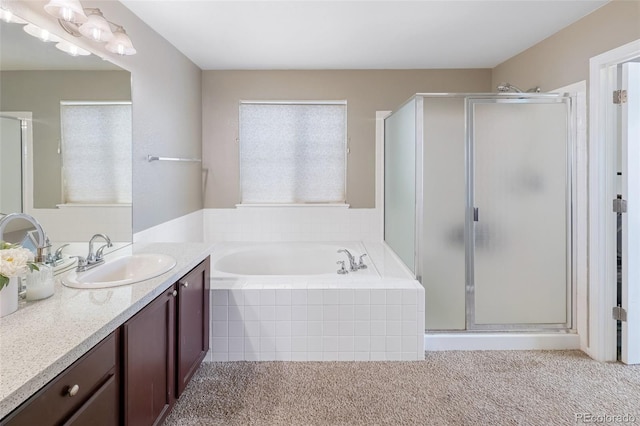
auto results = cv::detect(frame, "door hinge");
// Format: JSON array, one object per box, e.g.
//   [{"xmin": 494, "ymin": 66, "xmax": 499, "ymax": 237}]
[
  {"xmin": 613, "ymin": 89, "xmax": 628, "ymax": 104},
  {"xmin": 613, "ymin": 197, "xmax": 627, "ymax": 214},
  {"xmin": 612, "ymin": 306, "xmax": 627, "ymax": 322}
]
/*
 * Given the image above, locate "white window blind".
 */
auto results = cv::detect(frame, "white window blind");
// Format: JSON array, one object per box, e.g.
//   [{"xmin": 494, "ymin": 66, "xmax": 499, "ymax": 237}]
[
  {"xmin": 60, "ymin": 102, "xmax": 132, "ymax": 204},
  {"xmin": 239, "ymin": 102, "xmax": 347, "ymax": 204}
]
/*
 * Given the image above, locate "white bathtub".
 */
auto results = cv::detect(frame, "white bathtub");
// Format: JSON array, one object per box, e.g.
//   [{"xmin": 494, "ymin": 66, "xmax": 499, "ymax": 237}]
[
  {"xmin": 208, "ymin": 242, "xmax": 424, "ymax": 362},
  {"xmin": 212, "ymin": 242, "xmax": 378, "ymax": 278}
]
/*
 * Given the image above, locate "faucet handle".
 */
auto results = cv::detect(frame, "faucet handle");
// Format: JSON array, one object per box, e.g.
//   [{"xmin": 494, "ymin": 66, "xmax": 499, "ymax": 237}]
[
  {"xmin": 54, "ymin": 244, "xmax": 70, "ymax": 261},
  {"xmin": 95, "ymin": 242, "xmax": 113, "ymax": 261},
  {"xmin": 357, "ymin": 254, "xmax": 368, "ymax": 270},
  {"xmin": 336, "ymin": 261, "xmax": 349, "ymax": 275}
]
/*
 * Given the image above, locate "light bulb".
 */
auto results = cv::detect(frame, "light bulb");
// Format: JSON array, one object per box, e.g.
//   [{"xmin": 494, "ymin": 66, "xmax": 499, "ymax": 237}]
[
  {"xmin": 91, "ymin": 27, "xmax": 101, "ymax": 41},
  {"xmin": 61, "ymin": 7, "xmax": 73, "ymax": 22}
]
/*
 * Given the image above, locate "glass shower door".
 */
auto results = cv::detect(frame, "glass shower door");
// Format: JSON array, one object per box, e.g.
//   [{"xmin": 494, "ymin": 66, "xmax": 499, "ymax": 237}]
[
  {"xmin": 467, "ymin": 97, "xmax": 572, "ymax": 328},
  {"xmin": 384, "ymin": 98, "xmax": 418, "ymax": 274}
]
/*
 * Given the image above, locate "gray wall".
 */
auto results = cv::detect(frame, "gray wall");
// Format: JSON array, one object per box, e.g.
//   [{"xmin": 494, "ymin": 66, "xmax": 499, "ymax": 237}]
[
  {"xmin": 92, "ymin": 1, "xmax": 203, "ymax": 233},
  {"xmin": 492, "ymin": 0, "xmax": 640, "ymax": 91},
  {"xmin": 0, "ymin": 70, "xmax": 131, "ymax": 208},
  {"xmin": 202, "ymin": 69, "xmax": 492, "ymax": 208}
]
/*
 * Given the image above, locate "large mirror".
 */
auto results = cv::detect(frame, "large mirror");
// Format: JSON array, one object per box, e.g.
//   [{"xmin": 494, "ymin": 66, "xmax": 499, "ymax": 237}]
[{"xmin": 0, "ymin": 16, "xmax": 132, "ymax": 245}]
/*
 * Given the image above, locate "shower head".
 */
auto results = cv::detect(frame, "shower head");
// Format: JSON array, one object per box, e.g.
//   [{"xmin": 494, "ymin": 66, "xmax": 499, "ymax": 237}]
[
  {"xmin": 496, "ymin": 82, "xmax": 541, "ymax": 93},
  {"xmin": 497, "ymin": 82, "xmax": 522, "ymax": 93}
]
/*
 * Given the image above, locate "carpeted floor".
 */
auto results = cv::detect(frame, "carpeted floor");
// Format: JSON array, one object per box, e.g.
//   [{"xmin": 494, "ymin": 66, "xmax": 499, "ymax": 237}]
[{"xmin": 163, "ymin": 350, "xmax": 640, "ymax": 426}]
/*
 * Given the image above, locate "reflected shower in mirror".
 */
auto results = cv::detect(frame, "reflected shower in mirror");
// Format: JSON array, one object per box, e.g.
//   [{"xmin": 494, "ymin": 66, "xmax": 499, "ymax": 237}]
[{"xmin": 0, "ymin": 16, "xmax": 132, "ymax": 243}]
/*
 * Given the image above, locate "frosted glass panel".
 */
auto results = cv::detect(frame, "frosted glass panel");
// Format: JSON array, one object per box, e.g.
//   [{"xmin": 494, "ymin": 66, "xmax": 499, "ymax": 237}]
[
  {"xmin": 422, "ymin": 98, "xmax": 466, "ymax": 330},
  {"xmin": 240, "ymin": 103, "xmax": 346, "ymax": 204},
  {"xmin": 61, "ymin": 103, "xmax": 132, "ymax": 204},
  {"xmin": 471, "ymin": 101, "xmax": 569, "ymax": 325},
  {"xmin": 384, "ymin": 99, "xmax": 416, "ymax": 273},
  {"xmin": 0, "ymin": 117, "xmax": 22, "ymax": 213}
]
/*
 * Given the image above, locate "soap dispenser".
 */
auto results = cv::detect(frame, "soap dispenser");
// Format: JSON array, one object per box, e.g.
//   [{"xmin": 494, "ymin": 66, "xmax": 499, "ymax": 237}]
[{"xmin": 25, "ymin": 245, "xmax": 54, "ymax": 301}]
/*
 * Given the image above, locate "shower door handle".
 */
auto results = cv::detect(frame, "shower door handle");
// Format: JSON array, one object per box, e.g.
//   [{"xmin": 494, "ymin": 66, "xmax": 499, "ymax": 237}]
[{"xmin": 473, "ymin": 207, "xmax": 479, "ymax": 222}]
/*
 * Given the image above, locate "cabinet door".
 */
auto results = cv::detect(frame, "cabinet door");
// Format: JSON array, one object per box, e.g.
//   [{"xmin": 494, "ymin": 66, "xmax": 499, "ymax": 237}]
[
  {"xmin": 123, "ymin": 287, "xmax": 176, "ymax": 426},
  {"xmin": 176, "ymin": 257, "xmax": 210, "ymax": 396}
]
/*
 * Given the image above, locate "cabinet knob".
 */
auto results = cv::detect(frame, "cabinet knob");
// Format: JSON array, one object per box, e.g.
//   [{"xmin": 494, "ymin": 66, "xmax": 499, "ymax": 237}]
[
  {"xmin": 67, "ymin": 384, "xmax": 80, "ymax": 397},
  {"xmin": 171, "ymin": 290, "xmax": 177, "ymax": 297},
  {"xmin": 181, "ymin": 281, "xmax": 189, "ymax": 288}
]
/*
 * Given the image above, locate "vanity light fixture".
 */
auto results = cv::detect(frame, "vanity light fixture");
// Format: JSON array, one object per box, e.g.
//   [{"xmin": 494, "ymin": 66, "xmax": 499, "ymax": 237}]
[{"xmin": 44, "ymin": 0, "xmax": 136, "ymax": 56}]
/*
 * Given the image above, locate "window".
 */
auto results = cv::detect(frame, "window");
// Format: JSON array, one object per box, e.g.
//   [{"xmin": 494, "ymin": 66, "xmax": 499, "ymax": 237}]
[
  {"xmin": 239, "ymin": 101, "xmax": 347, "ymax": 204},
  {"xmin": 60, "ymin": 102, "xmax": 132, "ymax": 204}
]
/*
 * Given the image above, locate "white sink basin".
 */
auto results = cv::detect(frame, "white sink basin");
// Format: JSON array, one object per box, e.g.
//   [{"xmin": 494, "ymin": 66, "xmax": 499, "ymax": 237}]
[{"xmin": 62, "ymin": 254, "xmax": 177, "ymax": 289}]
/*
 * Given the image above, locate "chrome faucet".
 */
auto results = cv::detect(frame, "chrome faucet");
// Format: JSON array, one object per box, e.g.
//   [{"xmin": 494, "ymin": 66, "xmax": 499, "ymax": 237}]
[
  {"xmin": 87, "ymin": 233, "xmax": 112, "ymax": 263},
  {"xmin": 337, "ymin": 249, "xmax": 358, "ymax": 272},
  {"xmin": 74, "ymin": 234, "xmax": 112, "ymax": 272},
  {"xmin": 44, "ymin": 242, "xmax": 69, "ymax": 266}
]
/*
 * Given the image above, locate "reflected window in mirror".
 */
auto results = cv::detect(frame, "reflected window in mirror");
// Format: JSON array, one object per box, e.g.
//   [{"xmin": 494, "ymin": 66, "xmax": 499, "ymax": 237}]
[{"xmin": 60, "ymin": 101, "xmax": 132, "ymax": 205}]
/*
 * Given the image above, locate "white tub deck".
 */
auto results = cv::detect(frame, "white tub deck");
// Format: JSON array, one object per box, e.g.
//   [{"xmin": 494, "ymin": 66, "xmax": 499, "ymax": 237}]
[{"xmin": 208, "ymin": 242, "xmax": 425, "ymax": 361}]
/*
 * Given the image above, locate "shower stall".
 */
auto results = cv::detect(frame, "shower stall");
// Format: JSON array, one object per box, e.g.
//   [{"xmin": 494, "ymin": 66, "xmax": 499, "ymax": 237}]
[{"xmin": 384, "ymin": 93, "xmax": 576, "ymax": 332}]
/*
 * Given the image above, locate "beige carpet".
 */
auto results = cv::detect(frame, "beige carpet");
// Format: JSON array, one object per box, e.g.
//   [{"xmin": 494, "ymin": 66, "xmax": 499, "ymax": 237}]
[{"xmin": 163, "ymin": 351, "xmax": 640, "ymax": 426}]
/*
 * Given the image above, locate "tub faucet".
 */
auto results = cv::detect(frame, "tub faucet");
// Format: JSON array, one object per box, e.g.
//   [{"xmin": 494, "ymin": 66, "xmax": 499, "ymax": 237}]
[{"xmin": 337, "ymin": 249, "xmax": 358, "ymax": 272}]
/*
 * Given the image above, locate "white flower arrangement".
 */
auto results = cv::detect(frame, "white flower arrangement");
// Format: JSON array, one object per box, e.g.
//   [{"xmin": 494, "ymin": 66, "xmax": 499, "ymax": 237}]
[{"xmin": 0, "ymin": 241, "xmax": 39, "ymax": 291}]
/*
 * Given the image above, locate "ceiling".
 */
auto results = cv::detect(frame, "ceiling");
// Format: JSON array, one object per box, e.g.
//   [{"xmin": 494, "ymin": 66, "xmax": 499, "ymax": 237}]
[{"xmin": 121, "ymin": 0, "xmax": 609, "ymax": 70}]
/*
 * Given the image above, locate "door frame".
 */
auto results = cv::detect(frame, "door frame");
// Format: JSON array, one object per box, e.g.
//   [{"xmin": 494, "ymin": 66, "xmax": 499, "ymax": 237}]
[
  {"xmin": 588, "ymin": 38, "xmax": 640, "ymax": 362},
  {"xmin": 0, "ymin": 112, "xmax": 32, "ymax": 215}
]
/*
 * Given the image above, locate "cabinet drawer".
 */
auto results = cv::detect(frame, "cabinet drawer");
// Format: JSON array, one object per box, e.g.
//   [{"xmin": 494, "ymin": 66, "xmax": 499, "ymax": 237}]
[{"xmin": 5, "ymin": 331, "xmax": 118, "ymax": 426}]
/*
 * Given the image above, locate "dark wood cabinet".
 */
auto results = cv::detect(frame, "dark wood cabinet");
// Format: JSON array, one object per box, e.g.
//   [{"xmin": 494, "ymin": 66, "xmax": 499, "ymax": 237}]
[
  {"xmin": 122, "ymin": 286, "xmax": 176, "ymax": 426},
  {"xmin": 2, "ymin": 256, "xmax": 211, "ymax": 426},
  {"xmin": 3, "ymin": 331, "xmax": 119, "ymax": 426},
  {"xmin": 177, "ymin": 258, "xmax": 210, "ymax": 397},
  {"xmin": 122, "ymin": 256, "xmax": 211, "ymax": 425}
]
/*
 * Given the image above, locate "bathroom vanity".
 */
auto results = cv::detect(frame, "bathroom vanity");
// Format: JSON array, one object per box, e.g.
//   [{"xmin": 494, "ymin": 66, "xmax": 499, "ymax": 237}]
[{"xmin": 0, "ymin": 243, "xmax": 213, "ymax": 425}]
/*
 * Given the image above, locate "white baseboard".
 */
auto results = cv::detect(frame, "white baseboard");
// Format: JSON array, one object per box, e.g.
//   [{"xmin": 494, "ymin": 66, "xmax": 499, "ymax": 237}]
[{"xmin": 425, "ymin": 332, "xmax": 581, "ymax": 351}]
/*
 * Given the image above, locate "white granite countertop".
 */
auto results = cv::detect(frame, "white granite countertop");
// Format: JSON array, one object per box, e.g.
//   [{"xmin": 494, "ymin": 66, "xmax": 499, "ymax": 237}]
[{"xmin": 0, "ymin": 242, "xmax": 214, "ymax": 419}]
